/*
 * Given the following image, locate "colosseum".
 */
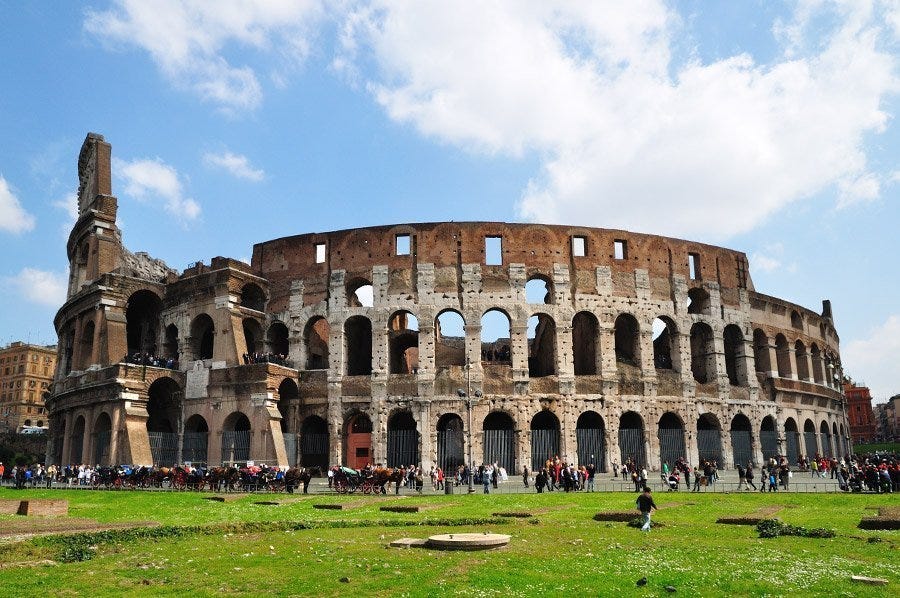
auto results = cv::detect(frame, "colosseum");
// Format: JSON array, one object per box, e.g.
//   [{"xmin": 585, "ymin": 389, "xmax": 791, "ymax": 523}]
[{"xmin": 46, "ymin": 133, "xmax": 850, "ymax": 473}]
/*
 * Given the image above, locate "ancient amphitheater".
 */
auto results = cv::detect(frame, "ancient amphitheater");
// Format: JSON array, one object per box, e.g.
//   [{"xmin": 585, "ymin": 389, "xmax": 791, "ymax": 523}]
[{"xmin": 46, "ymin": 133, "xmax": 850, "ymax": 473}]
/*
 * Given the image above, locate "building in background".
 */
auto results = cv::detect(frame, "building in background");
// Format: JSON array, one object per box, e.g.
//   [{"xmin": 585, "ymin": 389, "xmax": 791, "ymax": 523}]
[
  {"xmin": 0, "ymin": 342, "xmax": 57, "ymax": 433},
  {"xmin": 875, "ymin": 395, "xmax": 899, "ymax": 443},
  {"xmin": 844, "ymin": 383, "xmax": 877, "ymax": 445}
]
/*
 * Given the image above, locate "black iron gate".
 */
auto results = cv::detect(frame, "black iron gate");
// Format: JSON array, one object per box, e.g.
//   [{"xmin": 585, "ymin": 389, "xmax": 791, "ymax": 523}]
[
  {"xmin": 387, "ymin": 429, "xmax": 419, "ymax": 468},
  {"xmin": 282, "ymin": 433, "xmax": 297, "ymax": 467},
  {"xmin": 730, "ymin": 431, "xmax": 752, "ymax": 467},
  {"xmin": 820, "ymin": 432, "xmax": 833, "ymax": 458},
  {"xmin": 618, "ymin": 428, "xmax": 646, "ymax": 468},
  {"xmin": 149, "ymin": 431, "xmax": 178, "ymax": 466},
  {"xmin": 483, "ymin": 429, "xmax": 515, "ymax": 472},
  {"xmin": 785, "ymin": 432, "xmax": 800, "ymax": 465},
  {"xmin": 803, "ymin": 432, "xmax": 818, "ymax": 459},
  {"xmin": 221, "ymin": 430, "xmax": 250, "ymax": 464},
  {"xmin": 530, "ymin": 429, "xmax": 560, "ymax": 471},
  {"xmin": 301, "ymin": 432, "xmax": 329, "ymax": 468},
  {"xmin": 182, "ymin": 432, "xmax": 208, "ymax": 465},
  {"xmin": 93, "ymin": 430, "xmax": 111, "ymax": 465},
  {"xmin": 658, "ymin": 428, "xmax": 686, "ymax": 469},
  {"xmin": 760, "ymin": 431, "xmax": 779, "ymax": 462},
  {"xmin": 697, "ymin": 429, "xmax": 723, "ymax": 465},
  {"xmin": 576, "ymin": 427, "xmax": 606, "ymax": 472},
  {"xmin": 437, "ymin": 429, "xmax": 464, "ymax": 472}
]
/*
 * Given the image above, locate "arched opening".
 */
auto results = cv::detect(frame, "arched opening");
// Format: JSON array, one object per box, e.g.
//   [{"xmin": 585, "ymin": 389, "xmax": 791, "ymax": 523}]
[
  {"xmin": 24, "ymin": 419, "xmax": 32, "ymax": 427},
  {"xmin": 576, "ymin": 411, "xmax": 605, "ymax": 471},
  {"xmin": 839, "ymin": 424, "xmax": 847, "ymax": 457},
  {"xmin": 690, "ymin": 322, "xmax": 716, "ymax": 384},
  {"xmin": 530, "ymin": 410, "xmax": 560, "ymax": 470},
  {"xmin": 70, "ymin": 415, "xmax": 85, "ymax": 464},
  {"xmin": 62, "ymin": 328, "xmax": 75, "ymax": 375},
  {"xmin": 653, "ymin": 317, "xmax": 678, "ymax": 371},
  {"xmin": 53, "ymin": 418, "xmax": 66, "ymax": 465},
  {"xmin": 760, "ymin": 416, "xmax": 778, "ymax": 462},
  {"xmin": 483, "ymin": 411, "xmax": 515, "ymax": 473},
  {"xmin": 527, "ymin": 313, "xmax": 557, "ymax": 377},
  {"xmin": 240, "ymin": 283, "xmax": 266, "ymax": 312},
  {"xmin": 803, "ymin": 418, "xmax": 818, "ymax": 458},
  {"xmin": 832, "ymin": 422, "xmax": 841, "ymax": 458},
  {"xmin": 572, "ymin": 311, "xmax": 599, "ymax": 376},
  {"xmin": 790, "ymin": 310, "xmax": 803, "ymax": 330},
  {"xmin": 794, "ymin": 340, "xmax": 810, "ymax": 381},
  {"xmin": 614, "ymin": 313, "xmax": 640, "ymax": 367},
  {"xmin": 618, "ymin": 411, "xmax": 646, "ymax": 468},
  {"xmin": 389, "ymin": 311, "xmax": 419, "ymax": 375},
  {"xmin": 753, "ymin": 329, "xmax": 771, "ymax": 374},
  {"xmin": 221, "ymin": 411, "xmax": 251, "ymax": 464},
  {"xmin": 525, "ymin": 275, "xmax": 552, "ymax": 304},
  {"xmin": 436, "ymin": 413, "xmax": 464, "ymax": 473},
  {"xmin": 347, "ymin": 278, "xmax": 374, "ymax": 308},
  {"xmin": 784, "ymin": 418, "xmax": 800, "ymax": 465},
  {"xmin": 304, "ymin": 317, "xmax": 330, "ymax": 369},
  {"xmin": 190, "ymin": 314, "xmax": 215, "ymax": 361},
  {"xmin": 435, "ymin": 310, "xmax": 465, "ymax": 369},
  {"xmin": 658, "ymin": 412, "xmax": 686, "ymax": 470},
  {"xmin": 810, "ymin": 344, "xmax": 824, "ymax": 384},
  {"xmin": 300, "ymin": 415, "xmax": 329, "ymax": 469},
  {"xmin": 819, "ymin": 420, "xmax": 833, "ymax": 458},
  {"xmin": 125, "ymin": 290, "xmax": 162, "ymax": 356},
  {"xmin": 163, "ymin": 324, "xmax": 179, "ymax": 361},
  {"xmin": 775, "ymin": 334, "xmax": 792, "ymax": 378},
  {"xmin": 78, "ymin": 320, "xmax": 95, "ymax": 369},
  {"xmin": 267, "ymin": 321, "xmax": 290, "ymax": 358},
  {"xmin": 277, "ymin": 378, "xmax": 299, "ymax": 433},
  {"xmin": 481, "ymin": 309, "xmax": 511, "ymax": 365},
  {"xmin": 147, "ymin": 377, "xmax": 182, "ymax": 466},
  {"xmin": 183, "ymin": 414, "xmax": 209, "ymax": 465},
  {"xmin": 344, "ymin": 316, "xmax": 373, "ymax": 375},
  {"xmin": 697, "ymin": 414, "xmax": 722, "ymax": 465},
  {"xmin": 344, "ymin": 413, "xmax": 372, "ymax": 470},
  {"xmin": 242, "ymin": 318, "xmax": 264, "ymax": 358},
  {"xmin": 387, "ymin": 410, "xmax": 419, "ymax": 468},
  {"xmin": 730, "ymin": 414, "xmax": 753, "ymax": 467},
  {"xmin": 723, "ymin": 324, "xmax": 747, "ymax": 386},
  {"xmin": 93, "ymin": 412, "xmax": 112, "ymax": 465},
  {"xmin": 687, "ymin": 287, "xmax": 711, "ymax": 315}
]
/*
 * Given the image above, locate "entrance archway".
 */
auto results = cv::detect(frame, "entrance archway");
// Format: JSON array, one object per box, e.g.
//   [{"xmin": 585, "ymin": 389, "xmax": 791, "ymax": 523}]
[
  {"xmin": 147, "ymin": 377, "xmax": 182, "ymax": 466},
  {"xmin": 658, "ymin": 412, "xmax": 686, "ymax": 470},
  {"xmin": 300, "ymin": 415, "xmax": 329, "ymax": 469},
  {"xmin": 530, "ymin": 410, "xmax": 560, "ymax": 470},
  {"xmin": 730, "ymin": 414, "xmax": 753, "ymax": 467},
  {"xmin": 618, "ymin": 411, "xmax": 646, "ymax": 468},
  {"xmin": 760, "ymin": 416, "xmax": 778, "ymax": 462},
  {"xmin": 576, "ymin": 411, "xmax": 605, "ymax": 472},
  {"xmin": 387, "ymin": 410, "xmax": 419, "ymax": 468},
  {"xmin": 70, "ymin": 415, "xmax": 85, "ymax": 464},
  {"xmin": 183, "ymin": 414, "xmax": 209, "ymax": 465},
  {"xmin": 221, "ymin": 412, "xmax": 251, "ymax": 464},
  {"xmin": 483, "ymin": 411, "xmax": 515, "ymax": 472},
  {"xmin": 344, "ymin": 413, "xmax": 372, "ymax": 470},
  {"xmin": 93, "ymin": 412, "xmax": 112, "ymax": 465},
  {"xmin": 436, "ymin": 413, "xmax": 464, "ymax": 473},
  {"xmin": 784, "ymin": 418, "xmax": 800, "ymax": 465},
  {"xmin": 697, "ymin": 414, "xmax": 722, "ymax": 465}
]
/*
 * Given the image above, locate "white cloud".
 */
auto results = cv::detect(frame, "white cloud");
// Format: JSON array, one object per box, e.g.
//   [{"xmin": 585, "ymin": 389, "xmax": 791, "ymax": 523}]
[
  {"xmin": 84, "ymin": 0, "xmax": 324, "ymax": 113},
  {"xmin": 203, "ymin": 151, "xmax": 265, "ymax": 181},
  {"xmin": 51, "ymin": 193, "xmax": 78, "ymax": 238},
  {"xmin": 114, "ymin": 157, "xmax": 201, "ymax": 221},
  {"xmin": 842, "ymin": 314, "xmax": 900, "ymax": 402},
  {"xmin": 0, "ymin": 175, "xmax": 36, "ymax": 234},
  {"xmin": 837, "ymin": 173, "xmax": 881, "ymax": 208},
  {"xmin": 340, "ymin": 1, "xmax": 898, "ymax": 241},
  {"xmin": 6, "ymin": 268, "xmax": 67, "ymax": 307}
]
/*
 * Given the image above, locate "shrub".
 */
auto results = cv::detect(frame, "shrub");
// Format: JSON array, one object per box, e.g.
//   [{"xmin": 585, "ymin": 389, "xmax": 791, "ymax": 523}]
[{"xmin": 756, "ymin": 519, "xmax": 834, "ymax": 539}]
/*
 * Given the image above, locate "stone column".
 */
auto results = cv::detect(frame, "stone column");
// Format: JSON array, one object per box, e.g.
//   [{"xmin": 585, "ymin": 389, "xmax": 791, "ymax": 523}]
[
  {"xmin": 510, "ymin": 323, "xmax": 529, "ymax": 394},
  {"xmin": 417, "ymin": 401, "xmax": 432, "ymax": 469}
]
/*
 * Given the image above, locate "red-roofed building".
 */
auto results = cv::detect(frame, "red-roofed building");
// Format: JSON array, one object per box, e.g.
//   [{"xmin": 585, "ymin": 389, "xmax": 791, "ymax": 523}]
[{"xmin": 844, "ymin": 383, "xmax": 877, "ymax": 444}]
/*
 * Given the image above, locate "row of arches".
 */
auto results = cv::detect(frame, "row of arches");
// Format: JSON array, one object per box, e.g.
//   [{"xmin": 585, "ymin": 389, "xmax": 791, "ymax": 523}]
[{"xmin": 752, "ymin": 330, "xmax": 838, "ymax": 387}]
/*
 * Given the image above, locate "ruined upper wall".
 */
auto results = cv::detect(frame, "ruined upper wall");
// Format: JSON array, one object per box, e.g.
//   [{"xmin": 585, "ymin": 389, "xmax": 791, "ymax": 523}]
[{"xmin": 252, "ymin": 222, "xmax": 754, "ymax": 313}]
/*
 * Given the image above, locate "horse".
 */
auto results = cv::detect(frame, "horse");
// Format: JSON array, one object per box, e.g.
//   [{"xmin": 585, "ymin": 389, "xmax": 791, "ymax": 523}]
[{"xmin": 370, "ymin": 467, "xmax": 405, "ymax": 494}]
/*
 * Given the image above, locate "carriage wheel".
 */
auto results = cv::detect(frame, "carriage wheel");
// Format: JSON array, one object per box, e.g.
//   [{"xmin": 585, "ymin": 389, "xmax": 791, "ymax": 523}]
[
  {"xmin": 335, "ymin": 481, "xmax": 348, "ymax": 494},
  {"xmin": 362, "ymin": 481, "xmax": 373, "ymax": 494}
]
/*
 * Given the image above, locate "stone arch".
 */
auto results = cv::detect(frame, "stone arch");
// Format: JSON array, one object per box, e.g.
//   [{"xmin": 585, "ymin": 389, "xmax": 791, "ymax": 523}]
[
  {"xmin": 832, "ymin": 421, "xmax": 840, "ymax": 458},
  {"xmin": 572, "ymin": 311, "xmax": 599, "ymax": 375},
  {"xmin": 70, "ymin": 415, "xmax": 86, "ymax": 463},
  {"xmin": 614, "ymin": 313, "xmax": 640, "ymax": 366},
  {"xmin": 346, "ymin": 277, "xmax": 374, "ymax": 308},
  {"xmin": 530, "ymin": 410, "xmax": 560, "ymax": 469},
  {"xmin": 483, "ymin": 410, "xmax": 516, "ymax": 473},
  {"xmin": 183, "ymin": 414, "xmax": 209, "ymax": 464},
  {"xmin": 388, "ymin": 310, "xmax": 419, "ymax": 375},
  {"xmin": 92, "ymin": 411, "xmax": 112, "ymax": 465},
  {"xmin": 730, "ymin": 413, "xmax": 753, "ymax": 467},
  {"xmin": 125, "ymin": 289, "xmax": 162, "ymax": 356},
  {"xmin": 803, "ymin": 418, "xmax": 817, "ymax": 458},
  {"xmin": 525, "ymin": 274, "xmax": 553, "ymax": 305},
  {"xmin": 240, "ymin": 283, "xmax": 266, "ymax": 312},
  {"xmin": 791, "ymin": 310, "xmax": 803, "ymax": 330},
  {"xmin": 147, "ymin": 377, "xmax": 182, "ymax": 466},
  {"xmin": 784, "ymin": 417, "xmax": 800, "ymax": 465},
  {"xmin": 687, "ymin": 287, "xmax": 711, "ymax": 315},
  {"xmin": 78, "ymin": 319, "xmax": 96, "ymax": 369},
  {"xmin": 344, "ymin": 316, "xmax": 373, "ymax": 375},
  {"xmin": 242, "ymin": 317, "xmax": 264, "ymax": 357},
  {"xmin": 697, "ymin": 413, "xmax": 723, "ymax": 465},
  {"xmin": 481, "ymin": 308, "xmax": 512, "ymax": 365},
  {"xmin": 810, "ymin": 343, "xmax": 824, "ymax": 384},
  {"xmin": 344, "ymin": 412, "xmax": 372, "ymax": 469},
  {"xmin": 190, "ymin": 314, "xmax": 215, "ymax": 361},
  {"xmin": 753, "ymin": 329, "xmax": 771, "ymax": 373},
  {"xmin": 819, "ymin": 420, "xmax": 833, "ymax": 458},
  {"xmin": 575, "ymin": 411, "xmax": 605, "ymax": 471},
  {"xmin": 222, "ymin": 411, "xmax": 251, "ymax": 465},
  {"xmin": 690, "ymin": 322, "xmax": 716, "ymax": 384},
  {"xmin": 775, "ymin": 334, "xmax": 792, "ymax": 378},
  {"xmin": 277, "ymin": 378, "xmax": 299, "ymax": 433},
  {"xmin": 435, "ymin": 309, "xmax": 466, "ymax": 368},
  {"xmin": 528, "ymin": 313, "xmax": 557, "ymax": 377},
  {"xmin": 658, "ymin": 412, "xmax": 686, "ymax": 470},
  {"xmin": 300, "ymin": 415, "xmax": 328, "ymax": 469},
  {"xmin": 387, "ymin": 409, "xmax": 419, "ymax": 467},
  {"xmin": 618, "ymin": 411, "xmax": 646, "ymax": 468},
  {"xmin": 304, "ymin": 316, "xmax": 330, "ymax": 369},
  {"xmin": 436, "ymin": 413, "xmax": 465, "ymax": 472},
  {"xmin": 760, "ymin": 415, "xmax": 778, "ymax": 462},
  {"xmin": 723, "ymin": 324, "xmax": 748, "ymax": 386},
  {"xmin": 652, "ymin": 316, "xmax": 678, "ymax": 371},
  {"xmin": 267, "ymin": 321, "xmax": 290, "ymax": 357},
  {"xmin": 794, "ymin": 340, "xmax": 810, "ymax": 381},
  {"xmin": 163, "ymin": 324, "xmax": 179, "ymax": 360}
]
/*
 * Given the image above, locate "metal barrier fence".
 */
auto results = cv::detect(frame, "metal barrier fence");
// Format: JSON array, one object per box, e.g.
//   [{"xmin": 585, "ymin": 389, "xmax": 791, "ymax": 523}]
[
  {"xmin": 387, "ymin": 429, "xmax": 419, "ymax": 468},
  {"xmin": 658, "ymin": 428, "xmax": 686, "ymax": 469},
  {"xmin": 730, "ymin": 430, "xmax": 752, "ymax": 467},
  {"xmin": 483, "ymin": 429, "xmax": 515, "ymax": 472},
  {"xmin": 575, "ymin": 427, "xmax": 606, "ymax": 472},
  {"xmin": 531, "ymin": 429, "xmax": 560, "ymax": 472},
  {"xmin": 619, "ymin": 428, "xmax": 646, "ymax": 466}
]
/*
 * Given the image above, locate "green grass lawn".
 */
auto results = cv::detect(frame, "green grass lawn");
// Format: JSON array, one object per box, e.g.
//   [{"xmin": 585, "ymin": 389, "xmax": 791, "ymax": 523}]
[{"xmin": 0, "ymin": 488, "xmax": 896, "ymax": 596}]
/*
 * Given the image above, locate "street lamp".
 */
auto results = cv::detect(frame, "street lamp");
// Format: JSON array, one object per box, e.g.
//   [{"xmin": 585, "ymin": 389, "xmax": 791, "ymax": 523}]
[{"xmin": 458, "ymin": 359, "xmax": 482, "ymax": 494}]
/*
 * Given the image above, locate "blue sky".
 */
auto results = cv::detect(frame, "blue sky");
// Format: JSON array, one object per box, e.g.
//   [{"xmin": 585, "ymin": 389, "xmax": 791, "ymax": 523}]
[{"xmin": 0, "ymin": 1, "xmax": 898, "ymax": 402}]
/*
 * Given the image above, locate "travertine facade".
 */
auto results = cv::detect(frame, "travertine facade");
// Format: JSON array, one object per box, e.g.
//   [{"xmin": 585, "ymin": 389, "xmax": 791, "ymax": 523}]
[{"xmin": 46, "ymin": 133, "xmax": 851, "ymax": 471}]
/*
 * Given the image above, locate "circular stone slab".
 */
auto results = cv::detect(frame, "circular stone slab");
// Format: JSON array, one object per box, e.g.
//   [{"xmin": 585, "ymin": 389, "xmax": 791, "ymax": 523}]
[{"xmin": 425, "ymin": 533, "xmax": 510, "ymax": 551}]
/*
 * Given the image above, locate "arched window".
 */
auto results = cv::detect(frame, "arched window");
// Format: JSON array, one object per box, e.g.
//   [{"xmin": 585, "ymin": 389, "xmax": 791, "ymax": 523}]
[
  {"xmin": 240, "ymin": 283, "xmax": 266, "ymax": 312},
  {"xmin": 435, "ymin": 310, "xmax": 465, "ymax": 369},
  {"xmin": 125, "ymin": 290, "xmax": 162, "ymax": 356},
  {"xmin": 347, "ymin": 278, "xmax": 374, "ymax": 308},
  {"xmin": 572, "ymin": 312, "xmax": 599, "ymax": 375},
  {"xmin": 481, "ymin": 309, "xmax": 511, "ymax": 365},
  {"xmin": 242, "ymin": 318, "xmax": 264, "ymax": 357},
  {"xmin": 79, "ymin": 320, "xmax": 95, "ymax": 369},
  {"xmin": 614, "ymin": 313, "xmax": 640, "ymax": 366},
  {"xmin": 527, "ymin": 313, "xmax": 557, "ymax": 377},
  {"xmin": 388, "ymin": 311, "xmax": 419, "ymax": 374},
  {"xmin": 267, "ymin": 321, "xmax": 290, "ymax": 357},
  {"xmin": 190, "ymin": 314, "xmax": 215, "ymax": 360},
  {"xmin": 163, "ymin": 324, "xmax": 179, "ymax": 360},
  {"xmin": 525, "ymin": 275, "xmax": 552, "ymax": 304},
  {"xmin": 344, "ymin": 316, "xmax": 372, "ymax": 375},
  {"xmin": 687, "ymin": 287, "xmax": 711, "ymax": 315},
  {"xmin": 794, "ymin": 340, "xmax": 810, "ymax": 381},
  {"xmin": 304, "ymin": 317, "xmax": 330, "ymax": 369},
  {"xmin": 774, "ymin": 334, "xmax": 791, "ymax": 378},
  {"xmin": 752, "ymin": 329, "xmax": 770, "ymax": 373},
  {"xmin": 723, "ymin": 324, "xmax": 747, "ymax": 386},
  {"xmin": 810, "ymin": 344, "xmax": 824, "ymax": 384},
  {"xmin": 652, "ymin": 317, "xmax": 678, "ymax": 371},
  {"xmin": 690, "ymin": 322, "xmax": 715, "ymax": 384},
  {"xmin": 791, "ymin": 310, "xmax": 803, "ymax": 330}
]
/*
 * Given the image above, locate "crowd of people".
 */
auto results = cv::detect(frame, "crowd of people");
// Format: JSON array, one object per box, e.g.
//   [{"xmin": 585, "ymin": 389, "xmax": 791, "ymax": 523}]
[
  {"xmin": 242, "ymin": 352, "xmax": 291, "ymax": 366},
  {"xmin": 123, "ymin": 352, "xmax": 178, "ymax": 369}
]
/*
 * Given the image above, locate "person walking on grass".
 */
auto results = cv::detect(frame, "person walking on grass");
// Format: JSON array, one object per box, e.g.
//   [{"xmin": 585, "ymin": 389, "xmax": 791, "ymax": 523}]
[{"xmin": 636, "ymin": 487, "xmax": 658, "ymax": 531}]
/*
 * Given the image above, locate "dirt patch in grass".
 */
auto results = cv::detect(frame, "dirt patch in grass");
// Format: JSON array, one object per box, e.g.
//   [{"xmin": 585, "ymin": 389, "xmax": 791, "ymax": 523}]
[
  {"xmin": 594, "ymin": 511, "xmax": 638, "ymax": 522},
  {"xmin": 0, "ymin": 518, "xmax": 158, "ymax": 543},
  {"xmin": 717, "ymin": 505, "xmax": 785, "ymax": 525},
  {"xmin": 858, "ymin": 507, "xmax": 900, "ymax": 531},
  {"xmin": 380, "ymin": 505, "xmax": 441, "ymax": 513}
]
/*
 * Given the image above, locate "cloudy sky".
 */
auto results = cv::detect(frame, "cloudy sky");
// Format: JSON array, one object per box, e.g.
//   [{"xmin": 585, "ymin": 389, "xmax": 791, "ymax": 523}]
[{"xmin": 0, "ymin": 1, "xmax": 898, "ymax": 402}]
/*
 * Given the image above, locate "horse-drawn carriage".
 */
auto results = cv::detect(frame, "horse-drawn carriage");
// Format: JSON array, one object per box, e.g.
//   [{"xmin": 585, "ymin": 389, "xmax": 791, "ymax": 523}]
[{"xmin": 331, "ymin": 466, "xmax": 403, "ymax": 494}]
